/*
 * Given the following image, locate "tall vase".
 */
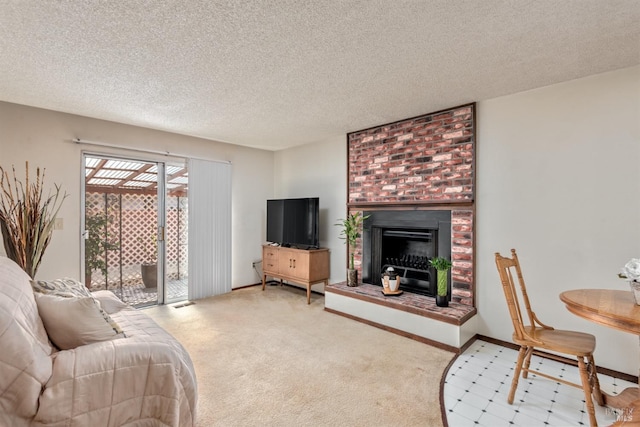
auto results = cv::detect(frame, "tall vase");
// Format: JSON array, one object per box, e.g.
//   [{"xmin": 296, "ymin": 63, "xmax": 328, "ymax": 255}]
[
  {"xmin": 630, "ymin": 281, "xmax": 640, "ymax": 305},
  {"xmin": 436, "ymin": 270, "xmax": 448, "ymax": 307}
]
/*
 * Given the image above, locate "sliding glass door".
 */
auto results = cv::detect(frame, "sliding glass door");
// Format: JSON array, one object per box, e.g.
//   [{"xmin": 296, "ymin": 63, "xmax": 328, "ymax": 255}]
[{"xmin": 82, "ymin": 154, "xmax": 188, "ymax": 306}]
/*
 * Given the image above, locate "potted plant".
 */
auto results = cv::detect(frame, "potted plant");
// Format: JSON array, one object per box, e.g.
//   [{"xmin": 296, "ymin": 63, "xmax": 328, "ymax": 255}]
[
  {"xmin": 84, "ymin": 211, "xmax": 119, "ymax": 288},
  {"xmin": 0, "ymin": 162, "xmax": 66, "ymax": 278},
  {"xmin": 138, "ymin": 234, "xmax": 158, "ymax": 288},
  {"xmin": 429, "ymin": 256, "xmax": 452, "ymax": 307},
  {"xmin": 335, "ymin": 212, "xmax": 370, "ymax": 287}
]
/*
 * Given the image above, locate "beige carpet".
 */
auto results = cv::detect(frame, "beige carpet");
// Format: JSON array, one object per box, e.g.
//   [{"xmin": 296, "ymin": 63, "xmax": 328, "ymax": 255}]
[{"xmin": 145, "ymin": 285, "xmax": 454, "ymax": 426}]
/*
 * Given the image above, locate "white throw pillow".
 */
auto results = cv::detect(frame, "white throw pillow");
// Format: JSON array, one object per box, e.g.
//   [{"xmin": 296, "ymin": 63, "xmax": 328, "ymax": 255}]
[
  {"xmin": 92, "ymin": 290, "xmax": 128, "ymax": 314},
  {"xmin": 31, "ymin": 277, "xmax": 125, "ymax": 335},
  {"xmin": 34, "ymin": 293, "xmax": 125, "ymax": 350}
]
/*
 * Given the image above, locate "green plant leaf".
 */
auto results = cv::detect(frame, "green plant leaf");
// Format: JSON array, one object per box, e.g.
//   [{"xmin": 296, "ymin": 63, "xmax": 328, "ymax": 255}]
[
  {"xmin": 335, "ymin": 212, "xmax": 370, "ymax": 269},
  {"xmin": 429, "ymin": 256, "xmax": 452, "ymax": 271}
]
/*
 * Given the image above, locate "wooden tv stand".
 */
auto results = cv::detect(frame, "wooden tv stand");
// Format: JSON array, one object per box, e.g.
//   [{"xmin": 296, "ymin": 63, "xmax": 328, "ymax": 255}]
[{"xmin": 262, "ymin": 245, "xmax": 329, "ymax": 304}]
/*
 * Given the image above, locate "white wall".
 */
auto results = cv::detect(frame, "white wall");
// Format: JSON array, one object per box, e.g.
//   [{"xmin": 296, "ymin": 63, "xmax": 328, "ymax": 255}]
[
  {"xmin": 273, "ymin": 135, "xmax": 348, "ymax": 288},
  {"xmin": 0, "ymin": 101, "xmax": 274, "ymax": 289},
  {"xmin": 476, "ymin": 65, "xmax": 640, "ymax": 375},
  {"xmin": 275, "ymin": 65, "xmax": 640, "ymax": 375}
]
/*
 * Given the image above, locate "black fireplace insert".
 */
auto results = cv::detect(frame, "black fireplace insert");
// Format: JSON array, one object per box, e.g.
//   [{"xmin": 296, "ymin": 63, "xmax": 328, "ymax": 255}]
[{"xmin": 362, "ymin": 210, "xmax": 451, "ymax": 297}]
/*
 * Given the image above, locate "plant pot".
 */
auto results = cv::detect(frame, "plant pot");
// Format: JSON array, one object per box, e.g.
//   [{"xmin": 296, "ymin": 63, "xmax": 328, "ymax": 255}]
[
  {"xmin": 347, "ymin": 269, "xmax": 358, "ymax": 287},
  {"xmin": 436, "ymin": 294, "xmax": 448, "ymax": 307},
  {"xmin": 435, "ymin": 270, "xmax": 449, "ymax": 306},
  {"xmin": 141, "ymin": 263, "xmax": 157, "ymax": 288}
]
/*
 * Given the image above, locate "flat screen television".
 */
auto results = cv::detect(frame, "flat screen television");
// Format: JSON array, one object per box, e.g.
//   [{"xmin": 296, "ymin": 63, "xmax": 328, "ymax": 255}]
[{"xmin": 266, "ymin": 197, "xmax": 319, "ymax": 249}]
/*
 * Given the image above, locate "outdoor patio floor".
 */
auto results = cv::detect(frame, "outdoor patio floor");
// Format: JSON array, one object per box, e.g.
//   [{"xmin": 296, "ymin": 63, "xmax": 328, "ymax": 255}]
[{"xmin": 111, "ymin": 278, "xmax": 188, "ymax": 307}]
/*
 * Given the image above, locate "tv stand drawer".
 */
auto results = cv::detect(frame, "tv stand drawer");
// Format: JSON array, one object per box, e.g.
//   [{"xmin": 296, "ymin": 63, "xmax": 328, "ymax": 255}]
[{"xmin": 263, "ymin": 246, "xmax": 279, "ymax": 273}]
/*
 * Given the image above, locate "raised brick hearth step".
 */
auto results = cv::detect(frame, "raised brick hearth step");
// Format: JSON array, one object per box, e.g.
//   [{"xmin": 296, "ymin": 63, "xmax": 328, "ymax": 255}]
[{"xmin": 325, "ymin": 282, "xmax": 477, "ymax": 352}]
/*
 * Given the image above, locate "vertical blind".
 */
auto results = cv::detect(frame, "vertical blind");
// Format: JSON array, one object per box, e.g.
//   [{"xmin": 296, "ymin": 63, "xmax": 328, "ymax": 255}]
[{"xmin": 187, "ymin": 159, "xmax": 232, "ymax": 299}]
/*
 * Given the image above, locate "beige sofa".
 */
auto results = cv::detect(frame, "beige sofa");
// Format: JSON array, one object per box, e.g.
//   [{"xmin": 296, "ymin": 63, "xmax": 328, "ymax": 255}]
[{"xmin": 0, "ymin": 256, "xmax": 197, "ymax": 426}]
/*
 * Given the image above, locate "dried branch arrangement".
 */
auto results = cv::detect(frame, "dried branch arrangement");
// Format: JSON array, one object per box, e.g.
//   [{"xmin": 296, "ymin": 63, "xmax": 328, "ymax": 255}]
[{"xmin": 0, "ymin": 162, "xmax": 67, "ymax": 278}]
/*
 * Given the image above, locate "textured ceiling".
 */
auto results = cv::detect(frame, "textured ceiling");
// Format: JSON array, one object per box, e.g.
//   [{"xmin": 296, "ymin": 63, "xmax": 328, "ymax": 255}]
[{"xmin": 1, "ymin": 1, "xmax": 639, "ymax": 151}]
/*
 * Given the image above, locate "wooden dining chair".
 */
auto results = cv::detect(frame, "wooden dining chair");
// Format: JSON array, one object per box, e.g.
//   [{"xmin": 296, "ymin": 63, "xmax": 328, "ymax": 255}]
[{"xmin": 495, "ymin": 249, "xmax": 605, "ymax": 427}]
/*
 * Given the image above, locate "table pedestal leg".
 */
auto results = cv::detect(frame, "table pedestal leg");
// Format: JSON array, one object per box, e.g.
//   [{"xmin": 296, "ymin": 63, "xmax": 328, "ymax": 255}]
[{"xmin": 607, "ymin": 336, "xmax": 640, "ymax": 425}]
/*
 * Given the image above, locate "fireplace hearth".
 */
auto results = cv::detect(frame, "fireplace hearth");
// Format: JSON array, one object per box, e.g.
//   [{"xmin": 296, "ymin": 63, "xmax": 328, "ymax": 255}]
[{"xmin": 362, "ymin": 210, "xmax": 451, "ymax": 297}]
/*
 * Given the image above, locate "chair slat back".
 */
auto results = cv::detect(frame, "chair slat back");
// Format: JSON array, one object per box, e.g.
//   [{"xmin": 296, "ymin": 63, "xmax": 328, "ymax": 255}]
[{"xmin": 495, "ymin": 249, "xmax": 536, "ymax": 341}]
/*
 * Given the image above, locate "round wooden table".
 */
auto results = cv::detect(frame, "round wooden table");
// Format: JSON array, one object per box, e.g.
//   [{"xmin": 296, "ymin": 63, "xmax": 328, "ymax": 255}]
[{"xmin": 560, "ymin": 289, "xmax": 640, "ymax": 423}]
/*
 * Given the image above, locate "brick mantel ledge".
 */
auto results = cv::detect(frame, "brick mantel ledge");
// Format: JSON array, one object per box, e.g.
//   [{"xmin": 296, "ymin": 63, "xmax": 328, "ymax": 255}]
[
  {"xmin": 347, "ymin": 201, "xmax": 474, "ymax": 210},
  {"xmin": 325, "ymin": 282, "xmax": 476, "ymax": 326}
]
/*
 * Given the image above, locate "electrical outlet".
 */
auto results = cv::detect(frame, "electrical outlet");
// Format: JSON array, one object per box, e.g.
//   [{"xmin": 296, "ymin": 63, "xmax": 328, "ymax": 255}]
[{"xmin": 54, "ymin": 217, "xmax": 64, "ymax": 230}]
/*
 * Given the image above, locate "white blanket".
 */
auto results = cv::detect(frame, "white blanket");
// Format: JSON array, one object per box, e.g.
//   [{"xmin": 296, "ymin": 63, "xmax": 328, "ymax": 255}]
[{"xmin": 0, "ymin": 257, "xmax": 198, "ymax": 426}]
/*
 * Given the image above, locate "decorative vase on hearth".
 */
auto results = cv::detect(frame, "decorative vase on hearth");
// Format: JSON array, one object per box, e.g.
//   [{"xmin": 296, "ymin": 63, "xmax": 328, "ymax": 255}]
[
  {"xmin": 347, "ymin": 268, "xmax": 358, "ymax": 287},
  {"xmin": 435, "ymin": 269, "xmax": 449, "ymax": 307},
  {"xmin": 436, "ymin": 294, "xmax": 448, "ymax": 307},
  {"xmin": 429, "ymin": 256, "xmax": 452, "ymax": 308},
  {"xmin": 381, "ymin": 266, "xmax": 399, "ymax": 292}
]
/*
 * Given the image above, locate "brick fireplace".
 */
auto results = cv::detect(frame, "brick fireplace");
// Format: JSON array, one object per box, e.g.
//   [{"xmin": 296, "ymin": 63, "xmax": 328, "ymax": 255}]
[
  {"xmin": 346, "ymin": 103, "xmax": 475, "ymax": 306},
  {"xmin": 325, "ymin": 103, "xmax": 477, "ymax": 351}
]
